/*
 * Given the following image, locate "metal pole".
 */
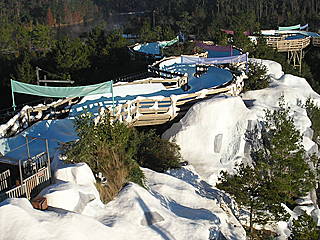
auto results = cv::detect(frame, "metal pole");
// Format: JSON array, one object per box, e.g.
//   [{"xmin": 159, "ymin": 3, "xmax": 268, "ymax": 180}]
[
  {"xmin": 36, "ymin": 67, "xmax": 40, "ymax": 85},
  {"xmin": 26, "ymin": 136, "xmax": 31, "ymax": 159},
  {"xmin": 18, "ymin": 160, "xmax": 23, "ymax": 185},
  {"xmin": 111, "ymin": 80, "xmax": 115, "ymax": 116},
  {"xmin": 10, "ymin": 79, "xmax": 16, "ymax": 111},
  {"xmin": 45, "ymin": 139, "xmax": 51, "ymax": 179}
]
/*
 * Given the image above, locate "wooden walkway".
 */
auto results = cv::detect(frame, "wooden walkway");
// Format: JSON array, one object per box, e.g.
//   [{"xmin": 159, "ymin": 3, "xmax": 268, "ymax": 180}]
[
  {"xmin": 107, "ymin": 78, "xmax": 243, "ymax": 127},
  {"xmin": 266, "ymin": 36, "xmax": 311, "ymax": 52},
  {"xmin": 2, "ymin": 56, "xmax": 244, "ymax": 131},
  {"xmin": 265, "ymin": 36, "xmax": 312, "ymax": 73}
]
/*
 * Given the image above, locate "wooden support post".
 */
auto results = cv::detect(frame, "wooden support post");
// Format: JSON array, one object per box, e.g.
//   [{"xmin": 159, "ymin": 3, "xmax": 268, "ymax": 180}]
[{"xmin": 299, "ymin": 49, "xmax": 303, "ymax": 74}]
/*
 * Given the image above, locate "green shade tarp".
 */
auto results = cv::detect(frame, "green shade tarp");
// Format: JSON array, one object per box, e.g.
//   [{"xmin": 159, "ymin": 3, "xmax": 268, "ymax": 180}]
[
  {"xmin": 278, "ymin": 24, "xmax": 301, "ymax": 31},
  {"xmin": 159, "ymin": 36, "xmax": 179, "ymax": 48},
  {"xmin": 11, "ymin": 80, "xmax": 112, "ymax": 97},
  {"xmin": 11, "ymin": 79, "xmax": 113, "ymax": 111}
]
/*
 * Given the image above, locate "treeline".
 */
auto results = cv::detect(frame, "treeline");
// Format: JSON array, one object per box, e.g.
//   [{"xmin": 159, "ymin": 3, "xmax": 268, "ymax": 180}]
[
  {"xmin": 0, "ymin": 0, "xmax": 99, "ymax": 26},
  {"xmin": 2, "ymin": 0, "xmax": 319, "ymax": 32},
  {"xmin": 105, "ymin": 0, "xmax": 320, "ymax": 35},
  {"xmin": 0, "ymin": 25, "xmax": 146, "ymax": 111}
]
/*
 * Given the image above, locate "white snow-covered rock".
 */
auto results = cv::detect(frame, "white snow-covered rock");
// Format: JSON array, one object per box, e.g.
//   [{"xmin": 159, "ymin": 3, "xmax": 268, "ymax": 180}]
[
  {"xmin": 39, "ymin": 163, "xmax": 103, "ymax": 214},
  {"xmin": 163, "ymin": 95, "xmax": 257, "ymax": 185},
  {"xmin": 0, "ymin": 198, "xmax": 121, "ymax": 240}
]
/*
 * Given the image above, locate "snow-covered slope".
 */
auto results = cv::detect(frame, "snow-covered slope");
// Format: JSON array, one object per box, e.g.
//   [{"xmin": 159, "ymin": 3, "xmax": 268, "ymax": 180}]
[
  {"xmin": 1, "ymin": 58, "xmax": 320, "ymax": 240},
  {"xmin": 0, "ymin": 163, "xmax": 245, "ymax": 240},
  {"xmin": 163, "ymin": 96, "xmax": 257, "ymax": 184},
  {"xmin": 163, "ymin": 59, "xmax": 320, "ymax": 186}
]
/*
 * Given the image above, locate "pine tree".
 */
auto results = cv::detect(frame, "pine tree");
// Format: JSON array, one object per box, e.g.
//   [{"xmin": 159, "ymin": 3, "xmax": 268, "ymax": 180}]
[
  {"xmin": 15, "ymin": 53, "xmax": 35, "ymax": 83},
  {"xmin": 289, "ymin": 211, "xmax": 319, "ymax": 240},
  {"xmin": 218, "ymin": 97, "xmax": 316, "ymax": 235},
  {"xmin": 217, "ymin": 163, "xmax": 269, "ymax": 236},
  {"xmin": 52, "ymin": 36, "xmax": 90, "ymax": 76},
  {"xmin": 260, "ymin": 97, "xmax": 315, "ymax": 211}
]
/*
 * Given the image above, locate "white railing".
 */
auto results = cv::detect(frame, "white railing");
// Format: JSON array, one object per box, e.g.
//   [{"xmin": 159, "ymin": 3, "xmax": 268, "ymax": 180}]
[
  {"xmin": 0, "ymin": 166, "xmax": 50, "ymax": 201},
  {"xmin": 23, "ymin": 167, "xmax": 50, "ymax": 199},
  {"xmin": 0, "ymin": 170, "xmax": 11, "ymax": 192},
  {"xmin": 105, "ymin": 74, "xmax": 245, "ymax": 126},
  {"xmin": 5, "ymin": 184, "xmax": 26, "ymax": 199}
]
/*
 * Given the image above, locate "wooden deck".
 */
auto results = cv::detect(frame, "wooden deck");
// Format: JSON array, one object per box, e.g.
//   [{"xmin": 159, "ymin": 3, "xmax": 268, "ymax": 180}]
[
  {"xmin": 265, "ymin": 36, "xmax": 312, "ymax": 73},
  {"xmin": 266, "ymin": 36, "xmax": 311, "ymax": 52}
]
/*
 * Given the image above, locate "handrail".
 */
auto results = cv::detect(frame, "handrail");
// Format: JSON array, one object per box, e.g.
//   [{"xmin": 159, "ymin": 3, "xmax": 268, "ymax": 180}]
[
  {"xmin": 266, "ymin": 36, "xmax": 311, "ymax": 51},
  {"xmin": 0, "ymin": 170, "xmax": 11, "ymax": 192},
  {"xmin": 105, "ymin": 73, "xmax": 244, "ymax": 126}
]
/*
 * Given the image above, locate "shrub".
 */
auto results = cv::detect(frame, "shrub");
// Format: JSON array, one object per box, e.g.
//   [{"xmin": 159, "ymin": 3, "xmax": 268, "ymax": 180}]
[
  {"xmin": 243, "ymin": 61, "xmax": 271, "ymax": 91},
  {"xmin": 136, "ymin": 130, "xmax": 182, "ymax": 172},
  {"xmin": 62, "ymin": 113, "xmax": 145, "ymax": 203},
  {"xmin": 96, "ymin": 146, "xmax": 129, "ymax": 203},
  {"xmin": 62, "ymin": 113, "xmax": 182, "ymax": 202}
]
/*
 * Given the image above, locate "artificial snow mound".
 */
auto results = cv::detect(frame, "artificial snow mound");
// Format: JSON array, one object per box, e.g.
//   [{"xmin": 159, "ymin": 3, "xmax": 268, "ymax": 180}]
[
  {"xmin": 0, "ymin": 165, "xmax": 246, "ymax": 240},
  {"xmin": 40, "ymin": 163, "xmax": 103, "ymax": 213},
  {"xmin": 163, "ymin": 95, "xmax": 257, "ymax": 185}
]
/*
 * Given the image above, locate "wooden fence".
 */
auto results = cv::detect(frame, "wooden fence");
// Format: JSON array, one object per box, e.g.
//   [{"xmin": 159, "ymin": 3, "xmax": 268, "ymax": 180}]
[{"xmin": 1, "ymin": 97, "xmax": 79, "ymax": 138}]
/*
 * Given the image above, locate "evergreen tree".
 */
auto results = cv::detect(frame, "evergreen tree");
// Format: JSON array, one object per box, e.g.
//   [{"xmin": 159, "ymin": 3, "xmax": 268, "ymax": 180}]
[
  {"xmin": 243, "ymin": 61, "xmax": 271, "ymax": 91},
  {"xmin": 218, "ymin": 98, "xmax": 316, "ymax": 235},
  {"xmin": 30, "ymin": 24, "xmax": 55, "ymax": 51},
  {"xmin": 52, "ymin": 37, "xmax": 90, "ymax": 77},
  {"xmin": 261, "ymin": 98, "xmax": 315, "ymax": 209},
  {"xmin": 15, "ymin": 53, "xmax": 36, "ymax": 83},
  {"xmin": 289, "ymin": 211, "xmax": 319, "ymax": 240},
  {"xmin": 217, "ymin": 163, "xmax": 269, "ymax": 236}
]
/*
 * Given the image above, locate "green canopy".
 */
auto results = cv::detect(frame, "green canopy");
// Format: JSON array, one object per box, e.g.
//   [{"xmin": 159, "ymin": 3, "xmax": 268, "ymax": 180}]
[
  {"xmin": 11, "ymin": 79, "xmax": 114, "ymax": 111},
  {"xmin": 159, "ymin": 36, "xmax": 179, "ymax": 48},
  {"xmin": 278, "ymin": 24, "xmax": 301, "ymax": 31}
]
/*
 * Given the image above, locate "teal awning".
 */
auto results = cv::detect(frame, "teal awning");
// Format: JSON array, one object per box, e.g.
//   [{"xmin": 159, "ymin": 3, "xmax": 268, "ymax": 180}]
[{"xmin": 11, "ymin": 79, "xmax": 113, "ymax": 111}]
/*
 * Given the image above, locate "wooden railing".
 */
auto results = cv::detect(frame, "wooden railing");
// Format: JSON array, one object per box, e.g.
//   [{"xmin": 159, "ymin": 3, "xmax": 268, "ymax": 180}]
[
  {"xmin": 1, "ymin": 97, "xmax": 80, "ymax": 138},
  {"xmin": 108, "ymin": 75, "xmax": 244, "ymax": 127},
  {"xmin": 115, "ymin": 76, "xmax": 188, "ymax": 89},
  {"xmin": 23, "ymin": 167, "xmax": 50, "ymax": 199},
  {"xmin": 266, "ymin": 37, "xmax": 311, "ymax": 52},
  {"xmin": 5, "ymin": 184, "xmax": 26, "ymax": 199},
  {"xmin": 0, "ymin": 170, "xmax": 11, "ymax": 192}
]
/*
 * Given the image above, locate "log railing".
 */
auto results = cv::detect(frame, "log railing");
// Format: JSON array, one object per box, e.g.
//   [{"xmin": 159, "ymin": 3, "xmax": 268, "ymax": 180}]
[{"xmin": 107, "ymin": 75, "xmax": 244, "ymax": 126}]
